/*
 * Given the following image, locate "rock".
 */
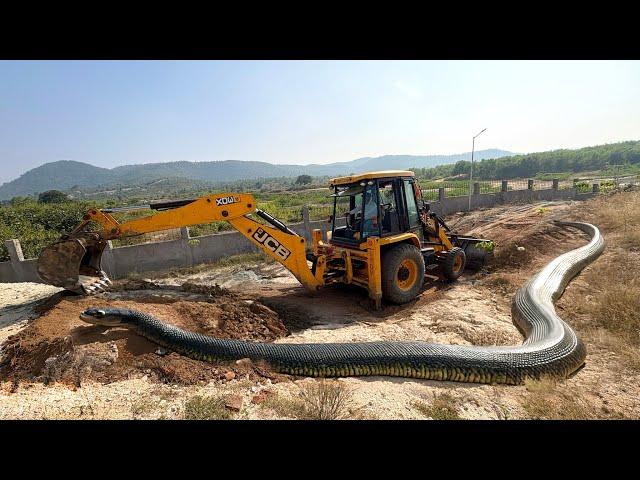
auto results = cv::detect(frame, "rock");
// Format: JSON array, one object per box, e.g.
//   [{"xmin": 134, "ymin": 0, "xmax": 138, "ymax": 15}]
[
  {"xmin": 235, "ymin": 358, "xmax": 253, "ymax": 368},
  {"xmin": 251, "ymin": 390, "xmax": 273, "ymax": 405},
  {"xmin": 155, "ymin": 347, "xmax": 169, "ymax": 356},
  {"xmin": 225, "ymin": 395, "xmax": 244, "ymax": 412},
  {"xmin": 516, "ymin": 246, "xmax": 526, "ymax": 252},
  {"xmin": 224, "ymin": 371, "xmax": 236, "ymax": 381}
]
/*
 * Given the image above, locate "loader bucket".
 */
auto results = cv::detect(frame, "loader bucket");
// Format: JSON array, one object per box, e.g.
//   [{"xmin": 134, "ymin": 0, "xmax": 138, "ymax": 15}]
[
  {"xmin": 454, "ymin": 237, "xmax": 493, "ymax": 270},
  {"xmin": 37, "ymin": 235, "xmax": 112, "ymax": 295}
]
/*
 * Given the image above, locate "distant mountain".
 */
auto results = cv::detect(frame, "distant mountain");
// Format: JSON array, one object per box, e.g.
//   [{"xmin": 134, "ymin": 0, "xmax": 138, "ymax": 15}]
[
  {"xmin": 0, "ymin": 149, "xmax": 514, "ymax": 200},
  {"xmin": 302, "ymin": 149, "xmax": 513, "ymax": 176},
  {"xmin": 0, "ymin": 161, "xmax": 117, "ymax": 200}
]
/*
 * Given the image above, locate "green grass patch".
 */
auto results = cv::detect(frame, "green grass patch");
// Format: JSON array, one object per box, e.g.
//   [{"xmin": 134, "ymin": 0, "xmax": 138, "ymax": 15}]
[{"xmin": 183, "ymin": 395, "xmax": 233, "ymax": 420}]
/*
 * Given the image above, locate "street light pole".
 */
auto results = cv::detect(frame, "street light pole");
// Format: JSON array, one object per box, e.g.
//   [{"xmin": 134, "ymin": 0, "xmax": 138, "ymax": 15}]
[{"xmin": 468, "ymin": 128, "xmax": 487, "ymax": 211}]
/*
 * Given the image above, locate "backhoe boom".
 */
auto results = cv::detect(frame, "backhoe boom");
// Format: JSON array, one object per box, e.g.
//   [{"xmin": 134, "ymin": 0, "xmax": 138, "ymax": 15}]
[{"xmin": 37, "ymin": 192, "xmax": 322, "ymax": 294}]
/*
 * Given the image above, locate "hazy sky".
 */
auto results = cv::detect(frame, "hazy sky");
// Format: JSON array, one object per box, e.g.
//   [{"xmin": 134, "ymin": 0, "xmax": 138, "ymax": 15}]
[{"xmin": 1, "ymin": 60, "xmax": 639, "ymax": 184}]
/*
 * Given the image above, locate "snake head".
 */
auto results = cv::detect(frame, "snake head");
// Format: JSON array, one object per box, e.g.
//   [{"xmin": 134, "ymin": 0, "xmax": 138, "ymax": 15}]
[{"xmin": 80, "ymin": 307, "xmax": 127, "ymax": 327}]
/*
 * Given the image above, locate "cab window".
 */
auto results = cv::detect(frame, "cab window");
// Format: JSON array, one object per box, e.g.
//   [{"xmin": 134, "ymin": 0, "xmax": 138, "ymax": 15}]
[{"xmin": 404, "ymin": 179, "xmax": 420, "ymax": 229}]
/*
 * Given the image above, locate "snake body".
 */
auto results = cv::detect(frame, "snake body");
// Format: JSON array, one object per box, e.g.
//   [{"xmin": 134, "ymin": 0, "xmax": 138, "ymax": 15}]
[{"xmin": 81, "ymin": 221, "xmax": 604, "ymax": 385}]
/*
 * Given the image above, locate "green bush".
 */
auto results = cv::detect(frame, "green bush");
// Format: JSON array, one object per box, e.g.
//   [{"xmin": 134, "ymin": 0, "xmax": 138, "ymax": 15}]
[
  {"xmin": 575, "ymin": 182, "xmax": 590, "ymax": 193},
  {"xmin": 0, "ymin": 200, "xmax": 94, "ymax": 261}
]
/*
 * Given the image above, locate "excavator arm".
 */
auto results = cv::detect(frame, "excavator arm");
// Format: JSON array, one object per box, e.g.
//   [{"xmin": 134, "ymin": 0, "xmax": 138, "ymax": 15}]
[{"xmin": 37, "ymin": 193, "xmax": 323, "ymax": 295}]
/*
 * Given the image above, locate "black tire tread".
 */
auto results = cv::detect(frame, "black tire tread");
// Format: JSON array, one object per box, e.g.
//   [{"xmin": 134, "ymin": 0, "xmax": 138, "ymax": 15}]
[
  {"xmin": 381, "ymin": 243, "xmax": 425, "ymax": 304},
  {"xmin": 442, "ymin": 247, "xmax": 466, "ymax": 281}
]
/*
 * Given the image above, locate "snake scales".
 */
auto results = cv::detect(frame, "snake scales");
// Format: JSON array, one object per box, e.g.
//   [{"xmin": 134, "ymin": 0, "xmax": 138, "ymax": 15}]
[{"xmin": 80, "ymin": 221, "xmax": 604, "ymax": 385}]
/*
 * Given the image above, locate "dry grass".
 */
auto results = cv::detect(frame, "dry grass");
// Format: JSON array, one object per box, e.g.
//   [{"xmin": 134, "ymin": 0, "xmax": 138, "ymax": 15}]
[
  {"xmin": 261, "ymin": 393, "xmax": 307, "ymax": 419},
  {"xmin": 563, "ymin": 190, "xmax": 640, "ymax": 370},
  {"xmin": 572, "ymin": 251, "xmax": 640, "ymax": 352},
  {"xmin": 297, "ymin": 380, "xmax": 356, "ymax": 420},
  {"xmin": 592, "ymin": 286, "xmax": 640, "ymax": 344},
  {"xmin": 413, "ymin": 392, "xmax": 461, "ymax": 420},
  {"xmin": 588, "ymin": 190, "xmax": 640, "ymax": 233},
  {"xmin": 521, "ymin": 378, "xmax": 625, "ymax": 420},
  {"xmin": 131, "ymin": 397, "xmax": 155, "ymax": 417},
  {"xmin": 183, "ymin": 394, "xmax": 233, "ymax": 420},
  {"xmin": 261, "ymin": 380, "xmax": 358, "ymax": 420}
]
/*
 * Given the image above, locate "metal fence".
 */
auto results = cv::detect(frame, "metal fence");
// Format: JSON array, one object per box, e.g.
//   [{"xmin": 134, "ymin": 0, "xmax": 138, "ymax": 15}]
[
  {"xmin": 111, "ymin": 228, "xmax": 184, "ymax": 247},
  {"xmin": 533, "ymin": 180, "xmax": 554, "ymax": 191},
  {"xmin": 308, "ymin": 204, "xmax": 333, "ymax": 221},
  {"xmin": 478, "ymin": 180, "xmax": 503, "ymax": 194},
  {"xmin": 507, "ymin": 179, "xmax": 530, "ymax": 191}
]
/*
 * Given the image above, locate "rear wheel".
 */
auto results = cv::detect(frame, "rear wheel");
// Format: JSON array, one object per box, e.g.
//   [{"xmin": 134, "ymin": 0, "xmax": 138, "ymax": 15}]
[
  {"xmin": 381, "ymin": 243, "xmax": 425, "ymax": 304},
  {"xmin": 441, "ymin": 247, "xmax": 466, "ymax": 281}
]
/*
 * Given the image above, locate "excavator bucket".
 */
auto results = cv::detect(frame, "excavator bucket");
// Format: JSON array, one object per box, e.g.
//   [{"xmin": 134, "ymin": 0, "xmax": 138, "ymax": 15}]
[
  {"xmin": 454, "ymin": 237, "xmax": 493, "ymax": 270},
  {"xmin": 36, "ymin": 234, "xmax": 112, "ymax": 295}
]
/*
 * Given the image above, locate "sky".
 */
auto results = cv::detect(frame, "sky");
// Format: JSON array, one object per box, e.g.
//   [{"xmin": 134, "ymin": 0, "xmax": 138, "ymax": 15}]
[{"xmin": 1, "ymin": 60, "xmax": 639, "ymax": 184}]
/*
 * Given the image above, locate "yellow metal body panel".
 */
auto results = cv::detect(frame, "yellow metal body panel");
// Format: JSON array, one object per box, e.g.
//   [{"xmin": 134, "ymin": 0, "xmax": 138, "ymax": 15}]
[
  {"xmin": 227, "ymin": 216, "xmax": 322, "ymax": 291},
  {"xmin": 366, "ymin": 237, "xmax": 383, "ymax": 308},
  {"xmin": 378, "ymin": 232, "xmax": 421, "ymax": 249},
  {"xmin": 329, "ymin": 170, "xmax": 415, "ymax": 186},
  {"xmin": 120, "ymin": 194, "xmax": 255, "ymax": 237}
]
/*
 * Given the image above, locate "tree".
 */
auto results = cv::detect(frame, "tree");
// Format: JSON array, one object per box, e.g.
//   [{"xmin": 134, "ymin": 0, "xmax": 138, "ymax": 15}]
[
  {"xmin": 295, "ymin": 174, "xmax": 313, "ymax": 185},
  {"xmin": 9, "ymin": 196, "xmax": 36, "ymax": 206},
  {"xmin": 38, "ymin": 190, "xmax": 69, "ymax": 204}
]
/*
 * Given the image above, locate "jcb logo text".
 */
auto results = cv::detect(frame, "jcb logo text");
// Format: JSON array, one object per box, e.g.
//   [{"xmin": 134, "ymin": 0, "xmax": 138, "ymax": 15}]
[{"xmin": 252, "ymin": 228, "xmax": 291, "ymax": 261}]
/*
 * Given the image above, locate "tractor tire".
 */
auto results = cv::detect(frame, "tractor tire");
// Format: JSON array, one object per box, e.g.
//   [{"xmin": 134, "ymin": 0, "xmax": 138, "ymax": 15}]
[
  {"xmin": 381, "ymin": 243, "xmax": 425, "ymax": 304},
  {"xmin": 441, "ymin": 247, "xmax": 466, "ymax": 281}
]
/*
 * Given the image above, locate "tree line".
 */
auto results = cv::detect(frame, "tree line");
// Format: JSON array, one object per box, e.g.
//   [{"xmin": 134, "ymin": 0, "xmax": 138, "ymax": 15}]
[{"xmin": 411, "ymin": 140, "xmax": 640, "ymax": 180}]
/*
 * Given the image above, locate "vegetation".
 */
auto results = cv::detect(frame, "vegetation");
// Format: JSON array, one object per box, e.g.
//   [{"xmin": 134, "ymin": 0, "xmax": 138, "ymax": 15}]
[
  {"xmin": 262, "ymin": 380, "xmax": 357, "ymax": 420},
  {"xmin": 413, "ymin": 392, "xmax": 461, "ymax": 420},
  {"xmin": 412, "ymin": 140, "xmax": 640, "ymax": 181},
  {"xmin": 521, "ymin": 378, "xmax": 625, "ymax": 419},
  {"xmin": 0, "ymin": 196, "xmax": 95, "ymax": 261},
  {"xmin": 183, "ymin": 395, "xmax": 233, "ymax": 420},
  {"xmin": 295, "ymin": 174, "xmax": 313, "ymax": 185},
  {"xmin": 0, "ymin": 150, "xmax": 514, "ymax": 200},
  {"xmin": 38, "ymin": 190, "xmax": 69, "ymax": 204},
  {"xmin": 476, "ymin": 241, "xmax": 495, "ymax": 253}
]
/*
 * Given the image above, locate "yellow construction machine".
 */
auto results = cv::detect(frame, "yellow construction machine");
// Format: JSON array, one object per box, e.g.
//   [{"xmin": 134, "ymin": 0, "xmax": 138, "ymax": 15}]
[{"xmin": 37, "ymin": 171, "xmax": 492, "ymax": 308}]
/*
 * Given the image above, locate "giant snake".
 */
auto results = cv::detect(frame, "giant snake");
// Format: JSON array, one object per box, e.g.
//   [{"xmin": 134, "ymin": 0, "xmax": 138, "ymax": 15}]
[{"xmin": 80, "ymin": 221, "xmax": 604, "ymax": 385}]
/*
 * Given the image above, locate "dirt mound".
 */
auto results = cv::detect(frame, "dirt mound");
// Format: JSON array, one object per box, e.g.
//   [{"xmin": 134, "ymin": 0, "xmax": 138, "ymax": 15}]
[
  {"xmin": 0, "ymin": 289, "xmax": 289, "ymax": 388},
  {"xmin": 447, "ymin": 202, "xmax": 590, "ymax": 272}
]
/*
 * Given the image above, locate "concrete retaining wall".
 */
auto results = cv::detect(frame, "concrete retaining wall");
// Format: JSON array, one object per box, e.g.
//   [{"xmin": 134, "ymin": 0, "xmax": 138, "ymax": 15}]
[
  {"xmin": 428, "ymin": 186, "xmax": 593, "ymax": 216},
  {"xmin": 0, "ymin": 183, "xmax": 598, "ymax": 284}
]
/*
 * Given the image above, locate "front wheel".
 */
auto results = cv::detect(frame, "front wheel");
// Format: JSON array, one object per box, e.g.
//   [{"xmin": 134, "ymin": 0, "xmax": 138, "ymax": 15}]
[
  {"xmin": 381, "ymin": 243, "xmax": 425, "ymax": 304},
  {"xmin": 441, "ymin": 247, "xmax": 466, "ymax": 281}
]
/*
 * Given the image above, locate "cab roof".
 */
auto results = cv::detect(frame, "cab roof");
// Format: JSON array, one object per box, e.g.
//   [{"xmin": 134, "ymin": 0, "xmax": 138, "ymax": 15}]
[{"xmin": 329, "ymin": 170, "xmax": 415, "ymax": 186}]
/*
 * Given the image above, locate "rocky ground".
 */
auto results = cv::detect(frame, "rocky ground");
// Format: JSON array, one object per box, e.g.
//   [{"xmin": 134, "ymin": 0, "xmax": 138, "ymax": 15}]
[{"xmin": 1, "ymin": 194, "xmax": 638, "ymax": 420}]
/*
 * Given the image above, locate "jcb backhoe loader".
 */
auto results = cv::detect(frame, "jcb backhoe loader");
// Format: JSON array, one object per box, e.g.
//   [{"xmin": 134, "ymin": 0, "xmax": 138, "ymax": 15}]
[{"xmin": 37, "ymin": 171, "xmax": 492, "ymax": 308}]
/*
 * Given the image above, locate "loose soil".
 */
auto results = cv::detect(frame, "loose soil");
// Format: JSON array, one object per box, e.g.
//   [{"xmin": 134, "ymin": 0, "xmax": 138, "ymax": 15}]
[{"xmin": 0, "ymin": 287, "xmax": 290, "ymax": 388}]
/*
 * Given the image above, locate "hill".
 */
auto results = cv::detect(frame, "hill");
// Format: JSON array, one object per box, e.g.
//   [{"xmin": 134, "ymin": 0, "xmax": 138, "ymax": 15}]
[{"xmin": 0, "ymin": 149, "xmax": 513, "ymax": 199}]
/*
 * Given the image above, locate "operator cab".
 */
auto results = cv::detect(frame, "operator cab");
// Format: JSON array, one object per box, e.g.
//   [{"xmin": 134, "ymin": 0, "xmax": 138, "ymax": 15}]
[{"xmin": 328, "ymin": 170, "xmax": 422, "ymax": 247}]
